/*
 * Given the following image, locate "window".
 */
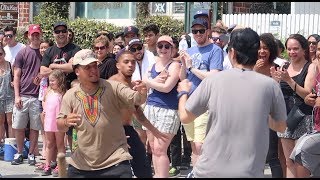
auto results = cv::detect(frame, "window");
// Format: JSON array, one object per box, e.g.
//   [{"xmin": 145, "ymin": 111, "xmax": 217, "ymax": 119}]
[
  {"xmin": 172, "ymin": 2, "xmax": 185, "ymax": 14},
  {"xmin": 32, "ymin": 2, "xmax": 43, "ymax": 17},
  {"xmin": 75, "ymin": 2, "xmax": 136, "ymax": 19}
]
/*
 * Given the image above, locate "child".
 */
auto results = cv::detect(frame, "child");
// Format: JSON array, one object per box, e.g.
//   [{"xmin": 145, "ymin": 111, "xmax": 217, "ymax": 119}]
[{"xmin": 41, "ymin": 70, "xmax": 67, "ymax": 176}]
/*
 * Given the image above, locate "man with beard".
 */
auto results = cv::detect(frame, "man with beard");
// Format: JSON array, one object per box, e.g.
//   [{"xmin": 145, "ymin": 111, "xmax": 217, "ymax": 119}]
[
  {"xmin": 179, "ymin": 18, "xmax": 224, "ymax": 169},
  {"xmin": 56, "ymin": 49, "xmax": 148, "ymax": 178},
  {"xmin": 109, "ymin": 50, "xmax": 167, "ymax": 178}
]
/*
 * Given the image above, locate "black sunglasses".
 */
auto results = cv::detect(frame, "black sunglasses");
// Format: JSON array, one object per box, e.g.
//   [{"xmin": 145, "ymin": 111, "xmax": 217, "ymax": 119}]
[
  {"xmin": 308, "ymin": 41, "xmax": 317, "ymax": 46},
  {"xmin": 54, "ymin": 29, "xmax": 67, "ymax": 34},
  {"xmin": 4, "ymin": 34, "xmax": 13, "ymax": 38},
  {"xmin": 211, "ymin": 37, "xmax": 221, "ymax": 42},
  {"xmin": 129, "ymin": 46, "xmax": 143, "ymax": 53},
  {"xmin": 192, "ymin": 29, "xmax": 206, "ymax": 34},
  {"xmin": 157, "ymin": 44, "xmax": 171, "ymax": 49},
  {"xmin": 94, "ymin": 45, "xmax": 107, "ymax": 51}
]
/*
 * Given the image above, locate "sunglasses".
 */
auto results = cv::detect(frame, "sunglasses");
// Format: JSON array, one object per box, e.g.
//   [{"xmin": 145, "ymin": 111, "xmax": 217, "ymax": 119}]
[
  {"xmin": 308, "ymin": 41, "xmax": 317, "ymax": 46},
  {"xmin": 94, "ymin": 45, "xmax": 107, "ymax": 51},
  {"xmin": 129, "ymin": 46, "xmax": 143, "ymax": 53},
  {"xmin": 157, "ymin": 44, "xmax": 171, "ymax": 49},
  {"xmin": 54, "ymin": 29, "xmax": 67, "ymax": 34},
  {"xmin": 211, "ymin": 37, "xmax": 221, "ymax": 42},
  {"xmin": 4, "ymin": 34, "xmax": 13, "ymax": 38},
  {"xmin": 191, "ymin": 29, "xmax": 206, "ymax": 34}
]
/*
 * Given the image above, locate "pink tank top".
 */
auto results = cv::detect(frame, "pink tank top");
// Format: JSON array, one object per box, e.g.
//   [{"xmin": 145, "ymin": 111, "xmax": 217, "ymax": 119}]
[
  {"xmin": 44, "ymin": 90, "xmax": 62, "ymax": 132},
  {"xmin": 314, "ymin": 73, "xmax": 320, "ymax": 131}
]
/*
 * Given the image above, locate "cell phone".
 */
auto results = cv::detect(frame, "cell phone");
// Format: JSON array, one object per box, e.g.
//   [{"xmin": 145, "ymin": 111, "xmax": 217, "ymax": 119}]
[
  {"xmin": 312, "ymin": 88, "xmax": 317, "ymax": 96},
  {"xmin": 281, "ymin": 61, "xmax": 290, "ymax": 70}
]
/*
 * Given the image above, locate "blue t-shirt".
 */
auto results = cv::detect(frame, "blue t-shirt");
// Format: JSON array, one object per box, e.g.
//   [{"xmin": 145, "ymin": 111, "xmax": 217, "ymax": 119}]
[{"xmin": 186, "ymin": 43, "xmax": 223, "ymax": 94}]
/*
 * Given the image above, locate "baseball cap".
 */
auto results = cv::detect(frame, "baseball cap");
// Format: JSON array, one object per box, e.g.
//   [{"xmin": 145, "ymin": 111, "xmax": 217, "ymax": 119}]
[
  {"xmin": 72, "ymin": 49, "xmax": 98, "ymax": 66},
  {"xmin": 193, "ymin": 10, "xmax": 209, "ymax": 19},
  {"xmin": 123, "ymin": 26, "xmax": 139, "ymax": 36},
  {"xmin": 191, "ymin": 18, "xmax": 208, "ymax": 29},
  {"xmin": 157, "ymin": 35, "xmax": 174, "ymax": 47},
  {"xmin": 28, "ymin": 24, "xmax": 42, "ymax": 35},
  {"xmin": 128, "ymin": 38, "xmax": 143, "ymax": 48},
  {"xmin": 53, "ymin": 21, "xmax": 67, "ymax": 30}
]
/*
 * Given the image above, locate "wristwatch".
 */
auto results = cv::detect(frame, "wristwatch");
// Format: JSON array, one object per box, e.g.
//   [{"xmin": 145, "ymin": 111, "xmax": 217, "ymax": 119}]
[{"xmin": 177, "ymin": 91, "xmax": 189, "ymax": 99}]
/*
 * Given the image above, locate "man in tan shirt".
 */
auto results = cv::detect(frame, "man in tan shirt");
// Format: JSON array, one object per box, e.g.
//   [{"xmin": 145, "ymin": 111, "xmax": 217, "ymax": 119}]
[{"xmin": 56, "ymin": 49, "xmax": 147, "ymax": 178}]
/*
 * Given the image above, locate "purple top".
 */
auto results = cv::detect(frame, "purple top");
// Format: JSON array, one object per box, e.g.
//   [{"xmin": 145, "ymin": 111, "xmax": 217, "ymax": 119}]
[{"xmin": 14, "ymin": 46, "xmax": 42, "ymax": 97}]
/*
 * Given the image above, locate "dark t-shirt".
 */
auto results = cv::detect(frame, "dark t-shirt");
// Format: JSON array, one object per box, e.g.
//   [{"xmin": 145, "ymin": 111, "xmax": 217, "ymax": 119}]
[
  {"xmin": 99, "ymin": 53, "xmax": 118, "ymax": 79},
  {"xmin": 14, "ymin": 46, "xmax": 42, "ymax": 97},
  {"xmin": 41, "ymin": 43, "xmax": 81, "ymax": 87}
]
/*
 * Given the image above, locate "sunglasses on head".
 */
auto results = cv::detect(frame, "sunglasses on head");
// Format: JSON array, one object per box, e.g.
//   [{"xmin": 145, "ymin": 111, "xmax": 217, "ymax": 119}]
[
  {"xmin": 157, "ymin": 44, "xmax": 171, "ymax": 49},
  {"xmin": 94, "ymin": 45, "xmax": 107, "ymax": 51},
  {"xmin": 54, "ymin": 29, "xmax": 67, "ymax": 34},
  {"xmin": 129, "ymin": 46, "xmax": 143, "ymax": 53},
  {"xmin": 308, "ymin": 41, "xmax": 317, "ymax": 46},
  {"xmin": 191, "ymin": 29, "xmax": 206, "ymax": 34},
  {"xmin": 4, "ymin": 34, "xmax": 13, "ymax": 38}
]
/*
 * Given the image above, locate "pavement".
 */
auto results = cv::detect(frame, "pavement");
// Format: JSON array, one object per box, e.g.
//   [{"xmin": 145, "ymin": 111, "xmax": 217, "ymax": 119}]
[{"xmin": 0, "ymin": 136, "xmax": 272, "ymax": 178}]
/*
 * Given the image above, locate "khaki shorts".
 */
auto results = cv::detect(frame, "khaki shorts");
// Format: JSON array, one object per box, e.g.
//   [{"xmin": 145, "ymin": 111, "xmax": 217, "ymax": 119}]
[
  {"xmin": 183, "ymin": 111, "xmax": 209, "ymax": 143},
  {"xmin": 12, "ymin": 96, "xmax": 42, "ymax": 130}
]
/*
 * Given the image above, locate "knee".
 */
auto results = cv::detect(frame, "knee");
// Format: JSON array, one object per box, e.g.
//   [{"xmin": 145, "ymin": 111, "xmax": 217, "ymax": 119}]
[{"xmin": 152, "ymin": 145, "xmax": 167, "ymax": 157}]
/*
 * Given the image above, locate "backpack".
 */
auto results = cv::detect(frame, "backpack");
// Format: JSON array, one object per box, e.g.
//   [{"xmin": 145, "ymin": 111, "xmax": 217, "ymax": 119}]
[{"xmin": 185, "ymin": 34, "xmax": 192, "ymax": 48}]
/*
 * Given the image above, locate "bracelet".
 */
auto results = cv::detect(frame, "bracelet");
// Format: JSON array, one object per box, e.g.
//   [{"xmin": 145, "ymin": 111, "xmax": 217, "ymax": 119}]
[{"xmin": 177, "ymin": 91, "xmax": 189, "ymax": 99}]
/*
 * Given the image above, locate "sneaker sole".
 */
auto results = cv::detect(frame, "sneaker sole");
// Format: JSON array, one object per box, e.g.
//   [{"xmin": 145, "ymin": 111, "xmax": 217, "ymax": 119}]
[{"xmin": 169, "ymin": 173, "xmax": 181, "ymax": 178}]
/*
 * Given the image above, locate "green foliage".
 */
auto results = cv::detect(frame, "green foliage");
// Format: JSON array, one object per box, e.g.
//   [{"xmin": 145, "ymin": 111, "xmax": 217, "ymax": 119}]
[
  {"xmin": 68, "ymin": 18, "xmax": 122, "ymax": 49},
  {"xmin": 136, "ymin": 15, "xmax": 184, "ymax": 39}
]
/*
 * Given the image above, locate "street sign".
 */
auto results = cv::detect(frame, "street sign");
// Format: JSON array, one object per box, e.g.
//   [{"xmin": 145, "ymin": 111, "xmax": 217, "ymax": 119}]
[
  {"xmin": 270, "ymin": 20, "xmax": 281, "ymax": 39},
  {"xmin": 151, "ymin": 2, "xmax": 167, "ymax": 14},
  {"xmin": 0, "ymin": 2, "xmax": 18, "ymax": 29}
]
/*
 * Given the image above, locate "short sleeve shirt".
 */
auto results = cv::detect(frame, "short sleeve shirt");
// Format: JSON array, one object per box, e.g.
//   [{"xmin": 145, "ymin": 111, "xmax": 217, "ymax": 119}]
[{"xmin": 57, "ymin": 79, "xmax": 147, "ymax": 170}]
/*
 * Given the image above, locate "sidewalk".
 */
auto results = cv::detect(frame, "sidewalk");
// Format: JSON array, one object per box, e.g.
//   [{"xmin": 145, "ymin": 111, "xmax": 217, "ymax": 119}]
[{"xmin": 0, "ymin": 136, "xmax": 272, "ymax": 178}]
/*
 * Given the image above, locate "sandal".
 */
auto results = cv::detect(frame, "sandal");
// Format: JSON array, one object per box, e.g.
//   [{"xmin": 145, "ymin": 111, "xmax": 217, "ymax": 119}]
[{"xmin": 35, "ymin": 162, "xmax": 46, "ymax": 171}]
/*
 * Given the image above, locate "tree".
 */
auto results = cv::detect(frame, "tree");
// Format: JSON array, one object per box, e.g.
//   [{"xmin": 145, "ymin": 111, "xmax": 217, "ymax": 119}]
[
  {"xmin": 33, "ymin": 2, "xmax": 70, "ymax": 41},
  {"xmin": 136, "ymin": 2, "xmax": 150, "ymax": 27}
]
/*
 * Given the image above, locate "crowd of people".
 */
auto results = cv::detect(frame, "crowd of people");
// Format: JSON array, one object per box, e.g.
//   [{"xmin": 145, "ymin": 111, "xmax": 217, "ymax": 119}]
[{"xmin": 0, "ymin": 9, "xmax": 319, "ymax": 178}]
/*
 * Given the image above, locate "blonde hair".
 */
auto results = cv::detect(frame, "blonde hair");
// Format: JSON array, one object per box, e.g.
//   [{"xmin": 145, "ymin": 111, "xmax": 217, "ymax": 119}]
[{"xmin": 48, "ymin": 69, "xmax": 67, "ymax": 95}]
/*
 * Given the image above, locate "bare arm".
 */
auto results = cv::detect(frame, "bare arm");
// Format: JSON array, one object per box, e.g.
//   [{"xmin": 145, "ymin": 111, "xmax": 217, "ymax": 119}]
[
  {"xmin": 189, "ymin": 68, "xmax": 220, "ymax": 80},
  {"xmin": 178, "ymin": 93, "xmax": 197, "ymax": 124},
  {"xmin": 49, "ymin": 62, "xmax": 74, "ymax": 73},
  {"xmin": 13, "ymin": 67, "xmax": 22, "ymax": 109},
  {"xmin": 145, "ymin": 62, "xmax": 181, "ymax": 93},
  {"xmin": 40, "ymin": 66, "xmax": 53, "ymax": 77},
  {"xmin": 268, "ymin": 115, "xmax": 287, "ymax": 133}
]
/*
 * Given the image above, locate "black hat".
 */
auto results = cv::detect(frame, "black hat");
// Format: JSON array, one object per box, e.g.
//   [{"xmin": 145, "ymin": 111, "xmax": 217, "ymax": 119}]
[
  {"xmin": 128, "ymin": 38, "xmax": 143, "ymax": 48},
  {"xmin": 53, "ymin": 21, "xmax": 67, "ymax": 30},
  {"xmin": 123, "ymin": 26, "xmax": 139, "ymax": 36}
]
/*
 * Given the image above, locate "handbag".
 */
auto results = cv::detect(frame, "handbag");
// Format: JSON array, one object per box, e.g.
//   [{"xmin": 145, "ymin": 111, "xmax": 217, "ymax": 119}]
[
  {"xmin": 286, "ymin": 96, "xmax": 305, "ymax": 131},
  {"xmin": 286, "ymin": 62, "xmax": 310, "ymax": 131}
]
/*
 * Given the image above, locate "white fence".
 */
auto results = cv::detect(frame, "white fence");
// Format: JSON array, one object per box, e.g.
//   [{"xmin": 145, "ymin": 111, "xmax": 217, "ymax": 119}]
[{"xmin": 222, "ymin": 13, "xmax": 320, "ymax": 40}]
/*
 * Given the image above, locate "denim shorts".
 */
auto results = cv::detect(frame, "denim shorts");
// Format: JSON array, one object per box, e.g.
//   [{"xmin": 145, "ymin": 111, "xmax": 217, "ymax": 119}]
[{"xmin": 0, "ymin": 98, "xmax": 14, "ymax": 113}]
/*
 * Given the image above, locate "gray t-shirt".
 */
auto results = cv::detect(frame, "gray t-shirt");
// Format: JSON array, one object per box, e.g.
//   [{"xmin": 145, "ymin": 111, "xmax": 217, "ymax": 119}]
[{"xmin": 185, "ymin": 68, "xmax": 287, "ymax": 178}]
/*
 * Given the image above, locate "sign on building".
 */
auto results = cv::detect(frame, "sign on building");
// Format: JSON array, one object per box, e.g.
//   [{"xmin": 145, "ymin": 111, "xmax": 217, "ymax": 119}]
[
  {"xmin": 0, "ymin": 2, "xmax": 18, "ymax": 29},
  {"xmin": 151, "ymin": 2, "xmax": 166, "ymax": 14}
]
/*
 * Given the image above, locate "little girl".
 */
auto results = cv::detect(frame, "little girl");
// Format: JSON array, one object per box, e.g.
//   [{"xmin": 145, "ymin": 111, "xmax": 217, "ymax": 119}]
[{"xmin": 41, "ymin": 70, "xmax": 66, "ymax": 176}]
